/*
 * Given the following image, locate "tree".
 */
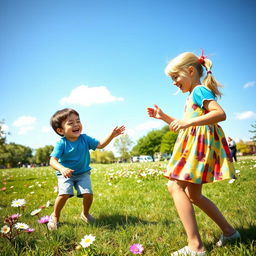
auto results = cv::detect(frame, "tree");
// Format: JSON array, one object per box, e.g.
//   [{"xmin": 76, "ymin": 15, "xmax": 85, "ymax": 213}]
[
  {"xmin": 249, "ymin": 121, "xmax": 256, "ymax": 143},
  {"xmin": 34, "ymin": 145, "xmax": 54, "ymax": 165},
  {"xmin": 132, "ymin": 129, "xmax": 165, "ymax": 158},
  {"xmin": 4, "ymin": 143, "xmax": 32, "ymax": 168},
  {"xmin": 0, "ymin": 120, "xmax": 7, "ymax": 145},
  {"xmin": 160, "ymin": 131, "xmax": 178, "ymax": 154},
  {"xmin": 0, "ymin": 120, "xmax": 10, "ymax": 167},
  {"xmin": 236, "ymin": 140, "xmax": 250, "ymax": 154},
  {"xmin": 90, "ymin": 150, "xmax": 115, "ymax": 163},
  {"xmin": 113, "ymin": 134, "xmax": 133, "ymax": 161}
]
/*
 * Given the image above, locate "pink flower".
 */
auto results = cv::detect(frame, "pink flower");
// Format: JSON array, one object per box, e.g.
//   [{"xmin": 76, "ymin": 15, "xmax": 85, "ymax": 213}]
[
  {"xmin": 38, "ymin": 216, "xmax": 50, "ymax": 224},
  {"xmin": 24, "ymin": 228, "xmax": 35, "ymax": 233},
  {"xmin": 130, "ymin": 244, "xmax": 144, "ymax": 254},
  {"xmin": 10, "ymin": 214, "xmax": 21, "ymax": 220}
]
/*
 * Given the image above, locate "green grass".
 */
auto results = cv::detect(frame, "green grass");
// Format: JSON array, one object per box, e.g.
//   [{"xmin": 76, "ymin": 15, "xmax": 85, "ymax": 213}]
[{"xmin": 0, "ymin": 158, "xmax": 256, "ymax": 255}]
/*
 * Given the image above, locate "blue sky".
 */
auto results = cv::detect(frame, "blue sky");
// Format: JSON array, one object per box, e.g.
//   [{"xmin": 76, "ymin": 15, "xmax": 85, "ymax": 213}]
[{"xmin": 1, "ymin": 0, "xmax": 256, "ymax": 154}]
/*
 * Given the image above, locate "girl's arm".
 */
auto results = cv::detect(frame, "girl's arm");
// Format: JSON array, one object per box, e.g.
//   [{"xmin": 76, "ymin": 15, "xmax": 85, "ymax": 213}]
[
  {"xmin": 147, "ymin": 104, "xmax": 175, "ymax": 124},
  {"xmin": 170, "ymin": 100, "xmax": 226, "ymax": 132},
  {"xmin": 49, "ymin": 157, "xmax": 74, "ymax": 178},
  {"xmin": 97, "ymin": 125, "xmax": 125, "ymax": 149}
]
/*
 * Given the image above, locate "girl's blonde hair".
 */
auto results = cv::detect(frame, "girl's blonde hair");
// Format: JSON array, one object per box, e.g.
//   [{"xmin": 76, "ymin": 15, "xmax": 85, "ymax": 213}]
[{"xmin": 164, "ymin": 52, "xmax": 222, "ymax": 97}]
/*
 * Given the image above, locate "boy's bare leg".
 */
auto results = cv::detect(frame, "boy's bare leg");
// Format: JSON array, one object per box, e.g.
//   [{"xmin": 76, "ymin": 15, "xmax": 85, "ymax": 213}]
[
  {"xmin": 51, "ymin": 194, "xmax": 70, "ymax": 222},
  {"xmin": 82, "ymin": 193, "xmax": 93, "ymax": 217}
]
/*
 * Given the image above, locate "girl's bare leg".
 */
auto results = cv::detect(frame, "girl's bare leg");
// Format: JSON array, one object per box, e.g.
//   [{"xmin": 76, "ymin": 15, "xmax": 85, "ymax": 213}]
[
  {"xmin": 185, "ymin": 184, "xmax": 236, "ymax": 236},
  {"xmin": 168, "ymin": 180, "xmax": 205, "ymax": 252}
]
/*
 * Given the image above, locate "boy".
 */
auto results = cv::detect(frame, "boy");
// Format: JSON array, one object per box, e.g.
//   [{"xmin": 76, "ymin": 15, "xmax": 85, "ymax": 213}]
[{"xmin": 48, "ymin": 108, "xmax": 125, "ymax": 230}]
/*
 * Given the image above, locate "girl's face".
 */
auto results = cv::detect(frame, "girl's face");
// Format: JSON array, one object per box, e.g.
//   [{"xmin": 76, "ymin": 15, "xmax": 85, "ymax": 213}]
[
  {"xmin": 171, "ymin": 70, "xmax": 193, "ymax": 93},
  {"xmin": 57, "ymin": 113, "xmax": 83, "ymax": 141}
]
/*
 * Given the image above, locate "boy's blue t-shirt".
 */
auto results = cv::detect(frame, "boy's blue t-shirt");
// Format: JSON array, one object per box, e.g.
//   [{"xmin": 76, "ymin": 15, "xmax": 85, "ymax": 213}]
[
  {"xmin": 192, "ymin": 86, "xmax": 216, "ymax": 108},
  {"xmin": 50, "ymin": 134, "xmax": 99, "ymax": 176}
]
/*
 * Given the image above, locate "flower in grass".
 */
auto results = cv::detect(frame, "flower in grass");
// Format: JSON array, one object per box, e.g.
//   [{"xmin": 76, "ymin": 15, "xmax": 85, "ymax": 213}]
[
  {"xmin": 24, "ymin": 228, "xmax": 35, "ymax": 233},
  {"xmin": 15, "ymin": 222, "xmax": 29, "ymax": 230},
  {"xmin": 130, "ymin": 243, "xmax": 144, "ymax": 254},
  {"xmin": 80, "ymin": 234, "xmax": 96, "ymax": 248},
  {"xmin": 45, "ymin": 200, "xmax": 51, "ymax": 208},
  {"xmin": 38, "ymin": 215, "xmax": 50, "ymax": 224},
  {"xmin": 31, "ymin": 209, "xmax": 42, "ymax": 216},
  {"xmin": 11, "ymin": 199, "xmax": 26, "ymax": 207},
  {"xmin": 1, "ymin": 225, "xmax": 10, "ymax": 234},
  {"xmin": 10, "ymin": 213, "xmax": 21, "ymax": 220}
]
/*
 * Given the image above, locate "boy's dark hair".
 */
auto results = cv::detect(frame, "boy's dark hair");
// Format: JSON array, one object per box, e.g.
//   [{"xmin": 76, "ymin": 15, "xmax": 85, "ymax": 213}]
[{"xmin": 50, "ymin": 108, "xmax": 79, "ymax": 136}]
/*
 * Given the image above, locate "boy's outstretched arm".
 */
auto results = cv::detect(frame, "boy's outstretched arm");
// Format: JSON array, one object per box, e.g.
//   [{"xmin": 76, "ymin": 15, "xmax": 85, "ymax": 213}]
[{"xmin": 97, "ymin": 125, "xmax": 125, "ymax": 149}]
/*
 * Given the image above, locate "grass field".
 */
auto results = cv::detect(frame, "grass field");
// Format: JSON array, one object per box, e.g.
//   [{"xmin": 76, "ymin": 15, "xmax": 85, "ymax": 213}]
[{"xmin": 0, "ymin": 157, "xmax": 256, "ymax": 255}]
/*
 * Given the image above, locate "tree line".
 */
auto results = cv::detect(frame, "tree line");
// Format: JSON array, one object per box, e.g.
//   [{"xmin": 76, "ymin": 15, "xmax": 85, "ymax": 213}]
[{"xmin": 1, "ymin": 120, "xmax": 255, "ymax": 168}]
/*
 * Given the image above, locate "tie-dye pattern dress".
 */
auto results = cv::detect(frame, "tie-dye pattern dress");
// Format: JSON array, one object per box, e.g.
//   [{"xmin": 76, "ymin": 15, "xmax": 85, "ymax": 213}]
[{"xmin": 164, "ymin": 86, "xmax": 235, "ymax": 184}]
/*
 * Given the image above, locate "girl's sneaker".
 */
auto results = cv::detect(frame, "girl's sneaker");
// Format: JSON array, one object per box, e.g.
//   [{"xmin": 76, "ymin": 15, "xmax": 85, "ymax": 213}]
[
  {"xmin": 47, "ymin": 215, "xmax": 58, "ymax": 231},
  {"xmin": 216, "ymin": 230, "xmax": 241, "ymax": 247},
  {"xmin": 171, "ymin": 246, "xmax": 206, "ymax": 256}
]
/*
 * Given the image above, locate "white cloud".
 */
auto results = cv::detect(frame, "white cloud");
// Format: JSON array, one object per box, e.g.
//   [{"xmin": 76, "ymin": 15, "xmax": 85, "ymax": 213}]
[
  {"xmin": 60, "ymin": 85, "xmax": 124, "ymax": 106},
  {"xmin": 126, "ymin": 121, "xmax": 162, "ymax": 139},
  {"xmin": 41, "ymin": 126, "xmax": 51, "ymax": 133},
  {"xmin": 235, "ymin": 111, "xmax": 256, "ymax": 120},
  {"xmin": 135, "ymin": 121, "xmax": 162, "ymax": 131},
  {"xmin": 243, "ymin": 81, "xmax": 255, "ymax": 88},
  {"xmin": 13, "ymin": 116, "xmax": 36, "ymax": 135}
]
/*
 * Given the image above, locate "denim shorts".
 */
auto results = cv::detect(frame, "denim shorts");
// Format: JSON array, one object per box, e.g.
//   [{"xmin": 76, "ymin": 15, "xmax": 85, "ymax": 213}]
[{"xmin": 57, "ymin": 172, "xmax": 92, "ymax": 197}]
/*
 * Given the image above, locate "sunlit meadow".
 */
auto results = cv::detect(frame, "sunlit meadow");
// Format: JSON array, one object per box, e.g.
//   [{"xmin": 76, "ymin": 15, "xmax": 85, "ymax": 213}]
[{"xmin": 0, "ymin": 158, "xmax": 256, "ymax": 255}]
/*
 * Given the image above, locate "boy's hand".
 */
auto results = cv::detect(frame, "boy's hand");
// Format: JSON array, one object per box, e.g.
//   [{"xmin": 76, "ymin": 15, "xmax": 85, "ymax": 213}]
[
  {"xmin": 112, "ymin": 125, "xmax": 125, "ymax": 137},
  {"xmin": 61, "ymin": 168, "xmax": 74, "ymax": 178},
  {"xmin": 147, "ymin": 104, "xmax": 164, "ymax": 120}
]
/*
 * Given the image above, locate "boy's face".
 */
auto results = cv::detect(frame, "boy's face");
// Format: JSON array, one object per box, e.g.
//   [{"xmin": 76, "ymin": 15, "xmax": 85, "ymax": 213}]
[{"xmin": 56, "ymin": 113, "xmax": 82, "ymax": 141}]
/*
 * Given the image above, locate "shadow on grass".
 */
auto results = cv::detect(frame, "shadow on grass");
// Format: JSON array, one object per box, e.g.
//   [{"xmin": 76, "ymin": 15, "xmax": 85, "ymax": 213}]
[
  {"xmin": 237, "ymin": 225, "xmax": 256, "ymax": 243},
  {"xmin": 94, "ymin": 214, "xmax": 174, "ymax": 229}
]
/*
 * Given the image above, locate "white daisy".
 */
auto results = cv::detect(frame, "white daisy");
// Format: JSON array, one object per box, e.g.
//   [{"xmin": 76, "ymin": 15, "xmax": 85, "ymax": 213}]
[
  {"xmin": 15, "ymin": 222, "xmax": 29, "ymax": 230},
  {"xmin": 30, "ymin": 209, "xmax": 42, "ymax": 216},
  {"xmin": 80, "ymin": 234, "xmax": 96, "ymax": 248},
  {"xmin": 45, "ymin": 200, "xmax": 51, "ymax": 207},
  {"xmin": 11, "ymin": 199, "xmax": 26, "ymax": 207},
  {"xmin": 1, "ymin": 225, "xmax": 10, "ymax": 234}
]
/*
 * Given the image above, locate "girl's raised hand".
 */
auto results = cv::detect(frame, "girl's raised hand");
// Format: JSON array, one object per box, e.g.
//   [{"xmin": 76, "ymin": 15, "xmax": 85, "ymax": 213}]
[{"xmin": 147, "ymin": 104, "xmax": 164, "ymax": 119}]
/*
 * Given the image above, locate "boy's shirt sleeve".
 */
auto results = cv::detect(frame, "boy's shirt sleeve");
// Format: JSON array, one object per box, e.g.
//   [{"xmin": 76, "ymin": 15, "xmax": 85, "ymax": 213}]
[
  {"xmin": 50, "ymin": 139, "xmax": 64, "ymax": 159},
  {"xmin": 192, "ymin": 86, "xmax": 216, "ymax": 108},
  {"xmin": 82, "ymin": 134, "xmax": 99, "ymax": 150}
]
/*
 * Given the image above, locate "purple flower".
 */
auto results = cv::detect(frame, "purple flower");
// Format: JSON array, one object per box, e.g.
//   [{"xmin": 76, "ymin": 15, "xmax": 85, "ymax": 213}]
[
  {"xmin": 130, "ymin": 244, "xmax": 144, "ymax": 254},
  {"xmin": 38, "ymin": 215, "xmax": 50, "ymax": 224}
]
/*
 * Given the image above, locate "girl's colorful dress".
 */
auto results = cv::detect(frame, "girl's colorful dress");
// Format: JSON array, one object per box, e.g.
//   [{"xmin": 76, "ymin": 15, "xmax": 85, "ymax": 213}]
[{"xmin": 164, "ymin": 85, "xmax": 235, "ymax": 184}]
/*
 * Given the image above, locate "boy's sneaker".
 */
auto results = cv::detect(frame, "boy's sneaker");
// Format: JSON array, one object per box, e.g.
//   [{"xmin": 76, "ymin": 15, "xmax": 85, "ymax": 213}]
[
  {"xmin": 80, "ymin": 213, "xmax": 95, "ymax": 224},
  {"xmin": 216, "ymin": 230, "xmax": 241, "ymax": 247},
  {"xmin": 47, "ymin": 215, "xmax": 58, "ymax": 231}
]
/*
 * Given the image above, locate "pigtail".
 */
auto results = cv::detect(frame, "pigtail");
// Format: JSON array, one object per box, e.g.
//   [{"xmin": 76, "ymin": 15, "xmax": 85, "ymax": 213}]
[{"xmin": 200, "ymin": 55, "xmax": 222, "ymax": 98}]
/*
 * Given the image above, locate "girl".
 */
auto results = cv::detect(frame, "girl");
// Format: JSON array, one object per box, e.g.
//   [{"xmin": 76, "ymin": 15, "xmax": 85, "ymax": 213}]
[{"xmin": 147, "ymin": 51, "xmax": 240, "ymax": 256}]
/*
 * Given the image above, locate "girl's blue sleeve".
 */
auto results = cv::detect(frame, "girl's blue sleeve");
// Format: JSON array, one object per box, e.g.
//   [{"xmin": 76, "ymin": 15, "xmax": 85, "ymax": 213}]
[{"xmin": 192, "ymin": 86, "xmax": 216, "ymax": 108}]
